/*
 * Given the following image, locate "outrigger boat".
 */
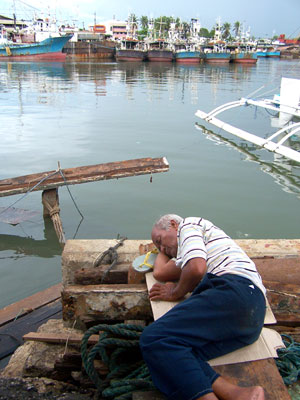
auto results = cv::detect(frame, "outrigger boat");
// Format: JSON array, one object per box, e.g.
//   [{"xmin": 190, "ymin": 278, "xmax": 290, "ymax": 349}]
[{"xmin": 195, "ymin": 77, "xmax": 300, "ymax": 163}]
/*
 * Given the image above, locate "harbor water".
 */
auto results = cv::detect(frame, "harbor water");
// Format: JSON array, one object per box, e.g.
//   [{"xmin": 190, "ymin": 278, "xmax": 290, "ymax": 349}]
[{"xmin": 0, "ymin": 58, "xmax": 299, "ymax": 308}]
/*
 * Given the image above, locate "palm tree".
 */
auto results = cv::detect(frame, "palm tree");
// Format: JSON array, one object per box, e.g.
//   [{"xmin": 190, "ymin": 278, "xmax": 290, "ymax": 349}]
[
  {"xmin": 128, "ymin": 13, "xmax": 138, "ymax": 36},
  {"xmin": 221, "ymin": 22, "xmax": 231, "ymax": 39},
  {"xmin": 234, "ymin": 21, "xmax": 241, "ymax": 38},
  {"xmin": 140, "ymin": 15, "xmax": 148, "ymax": 31}
]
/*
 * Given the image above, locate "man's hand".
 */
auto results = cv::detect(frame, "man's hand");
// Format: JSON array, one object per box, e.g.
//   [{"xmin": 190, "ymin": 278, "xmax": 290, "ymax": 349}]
[
  {"xmin": 149, "ymin": 282, "xmax": 178, "ymax": 301},
  {"xmin": 150, "ymin": 258, "xmax": 207, "ymax": 302}
]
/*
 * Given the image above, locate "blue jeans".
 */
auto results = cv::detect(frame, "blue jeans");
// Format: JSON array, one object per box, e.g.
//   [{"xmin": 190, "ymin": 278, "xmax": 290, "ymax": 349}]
[{"xmin": 140, "ymin": 273, "xmax": 266, "ymax": 400}]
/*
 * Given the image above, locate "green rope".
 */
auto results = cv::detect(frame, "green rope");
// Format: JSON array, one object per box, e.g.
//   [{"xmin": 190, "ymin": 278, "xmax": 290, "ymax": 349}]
[
  {"xmin": 81, "ymin": 323, "xmax": 155, "ymax": 399},
  {"xmin": 276, "ymin": 334, "xmax": 300, "ymax": 386}
]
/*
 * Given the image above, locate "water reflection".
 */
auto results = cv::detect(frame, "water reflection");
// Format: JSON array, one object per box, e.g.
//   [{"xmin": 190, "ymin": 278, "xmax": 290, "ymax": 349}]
[
  {"xmin": 0, "ymin": 218, "xmax": 62, "ymax": 258},
  {"xmin": 195, "ymin": 122, "xmax": 300, "ymax": 198},
  {"xmin": 0, "ymin": 61, "xmax": 71, "ymax": 85},
  {"xmin": 0, "ymin": 61, "xmax": 260, "ymax": 107}
]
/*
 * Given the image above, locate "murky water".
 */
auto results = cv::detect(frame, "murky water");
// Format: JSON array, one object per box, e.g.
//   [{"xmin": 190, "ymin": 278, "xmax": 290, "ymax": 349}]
[{"xmin": 0, "ymin": 58, "xmax": 299, "ymax": 308}]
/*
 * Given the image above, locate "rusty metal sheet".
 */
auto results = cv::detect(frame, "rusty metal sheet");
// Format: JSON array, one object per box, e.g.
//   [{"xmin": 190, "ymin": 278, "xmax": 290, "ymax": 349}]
[{"xmin": 0, "ymin": 207, "xmax": 39, "ymax": 225}]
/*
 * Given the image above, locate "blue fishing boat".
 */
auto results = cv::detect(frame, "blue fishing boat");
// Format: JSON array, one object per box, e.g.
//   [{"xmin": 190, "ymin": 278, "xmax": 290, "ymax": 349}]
[
  {"xmin": 266, "ymin": 48, "xmax": 281, "ymax": 58},
  {"xmin": 0, "ymin": 35, "xmax": 73, "ymax": 61},
  {"xmin": 175, "ymin": 48, "xmax": 201, "ymax": 63},
  {"xmin": 231, "ymin": 47, "xmax": 258, "ymax": 64},
  {"xmin": 256, "ymin": 49, "xmax": 267, "ymax": 57},
  {"xmin": 204, "ymin": 44, "xmax": 231, "ymax": 63}
]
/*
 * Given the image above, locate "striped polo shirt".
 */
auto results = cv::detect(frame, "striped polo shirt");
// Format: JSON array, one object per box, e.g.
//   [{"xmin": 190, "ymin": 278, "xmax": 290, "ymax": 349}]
[{"xmin": 175, "ymin": 217, "xmax": 266, "ymax": 295}]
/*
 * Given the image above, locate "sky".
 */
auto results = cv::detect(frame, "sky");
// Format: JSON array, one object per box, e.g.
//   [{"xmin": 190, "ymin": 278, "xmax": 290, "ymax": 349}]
[{"xmin": 1, "ymin": 0, "xmax": 300, "ymax": 38}]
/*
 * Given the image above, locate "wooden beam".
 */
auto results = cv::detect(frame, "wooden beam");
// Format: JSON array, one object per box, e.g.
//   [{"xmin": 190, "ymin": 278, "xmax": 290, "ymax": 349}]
[
  {"xmin": 254, "ymin": 257, "xmax": 300, "ymax": 285},
  {"xmin": 0, "ymin": 157, "xmax": 169, "ymax": 197},
  {"xmin": 23, "ymin": 331, "xmax": 99, "ymax": 345},
  {"xmin": 214, "ymin": 358, "xmax": 291, "ymax": 400},
  {"xmin": 62, "ymin": 239, "xmax": 300, "ymax": 286},
  {"xmin": 74, "ymin": 263, "xmax": 131, "ymax": 284},
  {"xmin": 264, "ymin": 280, "xmax": 300, "ymax": 326},
  {"xmin": 133, "ymin": 361, "xmax": 291, "ymax": 400}
]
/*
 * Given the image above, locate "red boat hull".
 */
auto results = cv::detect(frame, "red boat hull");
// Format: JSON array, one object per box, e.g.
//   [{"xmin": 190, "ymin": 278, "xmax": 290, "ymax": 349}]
[{"xmin": 0, "ymin": 51, "xmax": 67, "ymax": 61}]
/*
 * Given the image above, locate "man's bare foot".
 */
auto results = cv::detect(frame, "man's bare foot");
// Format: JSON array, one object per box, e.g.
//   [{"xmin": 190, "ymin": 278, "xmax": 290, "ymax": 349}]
[{"xmin": 212, "ymin": 376, "xmax": 265, "ymax": 400}]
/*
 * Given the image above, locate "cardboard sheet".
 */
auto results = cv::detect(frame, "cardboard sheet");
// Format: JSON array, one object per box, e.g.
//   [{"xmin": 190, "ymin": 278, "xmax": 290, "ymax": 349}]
[{"xmin": 145, "ymin": 272, "xmax": 284, "ymax": 365}]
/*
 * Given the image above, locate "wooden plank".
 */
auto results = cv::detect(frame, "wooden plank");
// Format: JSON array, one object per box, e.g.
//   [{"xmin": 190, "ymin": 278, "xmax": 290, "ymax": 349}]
[
  {"xmin": 23, "ymin": 331, "xmax": 99, "ymax": 345},
  {"xmin": 0, "ymin": 283, "xmax": 62, "ymax": 327},
  {"xmin": 0, "ymin": 300, "xmax": 62, "ymax": 360},
  {"xmin": 0, "ymin": 157, "xmax": 169, "ymax": 197},
  {"xmin": 265, "ymin": 280, "xmax": 300, "ymax": 326},
  {"xmin": 214, "ymin": 359, "xmax": 291, "ymax": 400},
  {"xmin": 133, "ymin": 360, "xmax": 290, "ymax": 400},
  {"xmin": 74, "ymin": 262, "xmax": 131, "ymax": 284},
  {"xmin": 145, "ymin": 273, "xmax": 277, "ymax": 325},
  {"xmin": 254, "ymin": 257, "xmax": 300, "ymax": 285},
  {"xmin": 235, "ymin": 239, "xmax": 300, "ymax": 258}
]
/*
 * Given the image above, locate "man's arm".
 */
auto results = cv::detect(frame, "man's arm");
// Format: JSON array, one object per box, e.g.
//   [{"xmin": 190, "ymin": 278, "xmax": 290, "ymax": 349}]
[
  {"xmin": 149, "ymin": 257, "xmax": 207, "ymax": 301},
  {"xmin": 153, "ymin": 252, "xmax": 182, "ymax": 282}
]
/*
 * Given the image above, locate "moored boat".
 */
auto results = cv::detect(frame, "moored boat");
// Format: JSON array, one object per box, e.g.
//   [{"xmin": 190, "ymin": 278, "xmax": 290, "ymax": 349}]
[
  {"xmin": 115, "ymin": 38, "xmax": 146, "ymax": 62},
  {"xmin": 266, "ymin": 48, "xmax": 281, "ymax": 57},
  {"xmin": 175, "ymin": 50, "xmax": 201, "ymax": 63},
  {"xmin": 231, "ymin": 49, "xmax": 258, "ymax": 64},
  {"xmin": 116, "ymin": 49, "xmax": 146, "ymax": 61},
  {"xmin": 0, "ymin": 34, "xmax": 73, "ymax": 61},
  {"xmin": 204, "ymin": 44, "xmax": 231, "ymax": 63},
  {"xmin": 256, "ymin": 48, "xmax": 267, "ymax": 57},
  {"xmin": 146, "ymin": 39, "xmax": 174, "ymax": 62},
  {"xmin": 175, "ymin": 45, "xmax": 201, "ymax": 63},
  {"xmin": 204, "ymin": 19, "xmax": 231, "ymax": 63}
]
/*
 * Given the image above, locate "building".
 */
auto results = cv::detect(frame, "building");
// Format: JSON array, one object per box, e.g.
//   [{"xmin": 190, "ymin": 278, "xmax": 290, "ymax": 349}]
[
  {"xmin": 0, "ymin": 15, "xmax": 28, "ymax": 31},
  {"xmin": 89, "ymin": 19, "xmax": 127, "ymax": 40}
]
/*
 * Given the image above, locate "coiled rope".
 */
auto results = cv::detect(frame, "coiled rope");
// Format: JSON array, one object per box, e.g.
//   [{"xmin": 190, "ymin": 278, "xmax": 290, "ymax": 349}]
[
  {"xmin": 276, "ymin": 334, "xmax": 300, "ymax": 386},
  {"xmin": 81, "ymin": 323, "xmax": 155, "ymax": 399}
]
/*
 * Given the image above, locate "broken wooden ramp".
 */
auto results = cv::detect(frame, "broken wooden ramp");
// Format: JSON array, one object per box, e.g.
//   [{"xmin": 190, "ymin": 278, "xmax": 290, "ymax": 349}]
[{"xmin": 0, "ymin": 157, "xmax": 169, "ymax": 197}]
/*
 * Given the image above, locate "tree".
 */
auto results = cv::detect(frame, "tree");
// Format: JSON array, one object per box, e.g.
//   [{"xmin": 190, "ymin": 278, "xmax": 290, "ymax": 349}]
[
  {"xmin": 154, "ymin": 16, "xmax": 171, "ymax": 37},
  {"xmin": 127, "ymin": 13, "xmax": 138, "ymax": 37},
  {"xmin": 199, "ymin": 27, "xmax": 210, "ymax": 38},
  {"xmin": 222, "ymin": 22, "xmax": 231, "ymax": 39},
  {"xmin": 234, "ymin": 21, "xmax": 240, "ymax": 38},
  {"xmin": 140, "ymin": 15, "xmax": 148, "ymax": 30},
  {"xmin": 181, "ymin": 21, "xmax": 190, "ymax": 39}
]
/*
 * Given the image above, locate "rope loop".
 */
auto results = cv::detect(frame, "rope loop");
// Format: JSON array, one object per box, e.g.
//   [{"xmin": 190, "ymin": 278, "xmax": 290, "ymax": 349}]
[{"xmin": 93, "ymin": 237, "xmax": 127, "ymax": 283}]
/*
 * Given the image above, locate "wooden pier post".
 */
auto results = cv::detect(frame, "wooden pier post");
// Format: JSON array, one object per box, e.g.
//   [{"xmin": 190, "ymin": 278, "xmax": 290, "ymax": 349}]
[{"xmin": 42, "ymin": 188, "xmax": 65, "ymax": 245}]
